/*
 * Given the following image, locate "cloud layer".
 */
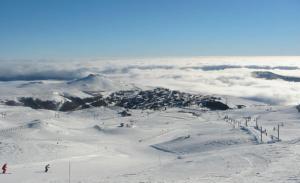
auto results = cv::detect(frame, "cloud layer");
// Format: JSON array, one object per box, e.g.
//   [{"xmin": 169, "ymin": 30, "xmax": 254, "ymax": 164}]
[
  {"xmin": 1, "ymin": 56, "xmax": 300, "ymax": 105},
  {"xmin": 0, "ymin": 62, "xmax": 90, "ymax": 81}
]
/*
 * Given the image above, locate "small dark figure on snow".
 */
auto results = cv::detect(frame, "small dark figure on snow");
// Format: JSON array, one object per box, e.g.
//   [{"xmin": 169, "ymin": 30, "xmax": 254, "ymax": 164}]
[
  {"xmin": 2, "ymin": 163, "xmax": 7, "ymax": 174},
  {"xmin": 45, "ymin": 164, "xmax": 50, "ymax": 173}
]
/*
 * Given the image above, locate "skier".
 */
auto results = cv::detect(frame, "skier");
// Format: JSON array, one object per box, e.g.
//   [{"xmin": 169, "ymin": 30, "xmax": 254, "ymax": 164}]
[
  {"xmin": 45, "ymin": 164, "xmax": 50, "ymax": 173},
  {"xmin": 2, "ymin": 163, "xmax": 7, "ymax": 174}
]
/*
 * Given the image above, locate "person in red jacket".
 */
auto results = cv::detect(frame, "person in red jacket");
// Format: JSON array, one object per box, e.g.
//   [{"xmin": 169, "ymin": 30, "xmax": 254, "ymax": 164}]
[{"xmin": 2, "ymin": 163, "xmax": 7, "ymax": 174}]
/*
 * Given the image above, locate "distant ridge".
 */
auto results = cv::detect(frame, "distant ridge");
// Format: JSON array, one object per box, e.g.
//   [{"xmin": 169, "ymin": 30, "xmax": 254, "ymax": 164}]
[{"xmin": 252, "ymin": 71, "xmax": 300, "ymax": 82}]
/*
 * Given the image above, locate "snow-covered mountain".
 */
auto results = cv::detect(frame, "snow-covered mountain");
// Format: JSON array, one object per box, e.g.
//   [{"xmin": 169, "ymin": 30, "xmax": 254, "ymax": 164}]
[
  {"xmin": 66, "ymin": 73, "xmax": 133, "ymax": 91},
  {"xmin": 1, "ymin": 58, "xmax": 300, "ymax": 183}
]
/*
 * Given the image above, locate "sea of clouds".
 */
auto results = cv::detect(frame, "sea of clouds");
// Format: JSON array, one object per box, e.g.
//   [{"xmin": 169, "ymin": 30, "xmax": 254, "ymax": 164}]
[{"xmin": 1, "ymin": 56, "xmax": 300, "ymax": 105}]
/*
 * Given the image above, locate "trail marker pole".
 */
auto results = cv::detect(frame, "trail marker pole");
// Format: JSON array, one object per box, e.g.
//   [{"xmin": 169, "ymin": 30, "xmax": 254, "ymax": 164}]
[
  {"xmin": 69, "ymin": 161, "xmax": 71, "ymax": 183},
  {"xmin": 260, "ymin": 126, "xmax": 263, "ymax": 143},
  {"xmin": 158, "ymin": 151, "xmax": 161, "ymax": 167},
  {"xmin": 277, "ymin": 124, "xmax": 280, "ymax": 141}
]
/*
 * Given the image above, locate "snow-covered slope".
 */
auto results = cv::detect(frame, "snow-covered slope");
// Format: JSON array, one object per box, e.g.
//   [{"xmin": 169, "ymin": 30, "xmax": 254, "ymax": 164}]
[
  {"xmin": 1, "ymin": 102, "xmax": 300, "ymax": 183},
  {"xmin": 66, "ymin": 73, "xmax": 134, "ymax": 92},
  {"xmin": 0, "ymin": 74, "xmax": 135, "ymax": 104},
  {"xmin": 1, "ymin": 58, "xmax": 300, "ymax": 182}
]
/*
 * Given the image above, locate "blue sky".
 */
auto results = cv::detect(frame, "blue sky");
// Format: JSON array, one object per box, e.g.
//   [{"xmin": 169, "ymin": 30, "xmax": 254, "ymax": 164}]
[{"xmin": 0, "ymin": 0, "xmax": 299, "ymax": 59}]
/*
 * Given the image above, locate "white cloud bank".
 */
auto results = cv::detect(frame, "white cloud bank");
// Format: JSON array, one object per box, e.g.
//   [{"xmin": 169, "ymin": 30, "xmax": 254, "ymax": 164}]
[{"xmin": 1, "ymin": 56, "xmax": 300, "ymax": 105}]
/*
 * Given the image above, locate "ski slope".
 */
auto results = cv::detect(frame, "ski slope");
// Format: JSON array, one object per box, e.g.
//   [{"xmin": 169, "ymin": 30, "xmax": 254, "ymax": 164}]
[
  {"xmin": 1, "ymin": 100, "xmax": 300, "ymax": 182},
  {"xmin": 1, "ymin": 57, "xmax": 300, "ymax": 182}
]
